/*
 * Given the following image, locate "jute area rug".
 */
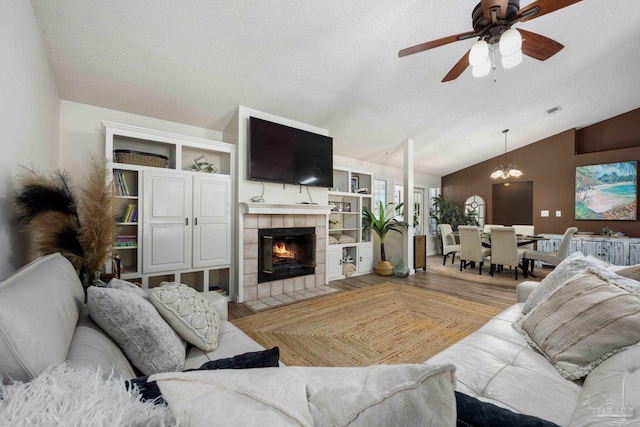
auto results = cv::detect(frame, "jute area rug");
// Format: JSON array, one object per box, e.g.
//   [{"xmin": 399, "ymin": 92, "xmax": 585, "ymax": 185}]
[
  {"xmin": 232, "ymin": 282, "xmax": 502, "ymax": 367},
  {"xmin": 429, "ymin": 260, "xmax": 549, "ymax": 287}
]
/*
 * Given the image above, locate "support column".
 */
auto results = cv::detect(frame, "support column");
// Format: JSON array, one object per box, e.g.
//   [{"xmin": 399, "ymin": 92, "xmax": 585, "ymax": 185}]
[{"xmin": 403, "ymin": 139, "xmax": 414, "ymax": 275}]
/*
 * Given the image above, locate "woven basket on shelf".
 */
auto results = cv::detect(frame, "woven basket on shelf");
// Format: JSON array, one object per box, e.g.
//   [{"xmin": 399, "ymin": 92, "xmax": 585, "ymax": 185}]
[{"xmin": 114, "ymin": 150, "xmax": 168, "ymax": 168}]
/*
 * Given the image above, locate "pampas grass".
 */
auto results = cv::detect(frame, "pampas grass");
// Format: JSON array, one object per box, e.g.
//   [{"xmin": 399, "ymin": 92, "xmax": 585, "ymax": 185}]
[
  {"xmin": 0, "ymin": 363, "xmax": 176, "ymax": 426},
  {"xmin": 14, "ymin": 156, "xmax": 116, "ymax": 280}
]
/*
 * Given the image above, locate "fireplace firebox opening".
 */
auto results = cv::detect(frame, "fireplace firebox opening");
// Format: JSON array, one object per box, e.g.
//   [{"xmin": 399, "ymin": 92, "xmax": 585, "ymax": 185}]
[{"xmin": 258, "ymin": 227, "xmax": 316, "ymax": 283}]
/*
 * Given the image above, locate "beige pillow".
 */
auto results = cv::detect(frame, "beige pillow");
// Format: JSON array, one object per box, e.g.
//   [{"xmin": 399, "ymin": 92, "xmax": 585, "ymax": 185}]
[
  {"xmin": 338, "ymin": 234, "xmax": 356, "ymax": 244},
  {"xmin": 615, "ymin": 263, "xmax": 640, "ymax": 282},
  {"xmin": 149, "ymin": 283, "xmax": 220, "ymax": 352},
  {"xmin": 514, "ymin": 267, "xmax": 640, "ymax": 380}
]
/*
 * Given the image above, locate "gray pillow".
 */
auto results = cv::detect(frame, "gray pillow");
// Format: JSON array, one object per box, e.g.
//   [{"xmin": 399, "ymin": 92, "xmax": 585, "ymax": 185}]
[
  {"xmin": 87, "ymin": 287, "xmax": 186, "ymax": 375},
  {"xmin": 523, "ymin": 252, "xmax": 612, "ymax": 314},
  {"xmin": 514, "ymin": 267, "xmax": 640, "ymax": 380}
]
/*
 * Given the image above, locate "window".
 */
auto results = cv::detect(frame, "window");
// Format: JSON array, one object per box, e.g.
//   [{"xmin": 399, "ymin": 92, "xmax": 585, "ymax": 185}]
[{"xmin": 373, "ymin": 179, "xmax": 386, "ymax": 214}]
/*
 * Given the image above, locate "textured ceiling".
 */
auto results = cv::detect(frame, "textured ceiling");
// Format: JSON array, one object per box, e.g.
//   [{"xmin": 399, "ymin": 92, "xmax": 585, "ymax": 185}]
[{"xmin": 31, "ymin": 0, "xmax": 640, "ymax": 176}]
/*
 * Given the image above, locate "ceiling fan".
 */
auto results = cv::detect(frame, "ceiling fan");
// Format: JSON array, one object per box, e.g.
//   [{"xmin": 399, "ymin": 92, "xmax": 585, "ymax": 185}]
[{"xmin": 399, "ymin": 0, "xmax": 582, "ymax": 82}]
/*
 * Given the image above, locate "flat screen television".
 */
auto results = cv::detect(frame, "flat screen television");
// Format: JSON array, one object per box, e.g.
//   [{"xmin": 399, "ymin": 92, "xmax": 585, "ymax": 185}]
[{"xmin": 248, "ymin": 117, "xmax": 333, "ymax": 188}]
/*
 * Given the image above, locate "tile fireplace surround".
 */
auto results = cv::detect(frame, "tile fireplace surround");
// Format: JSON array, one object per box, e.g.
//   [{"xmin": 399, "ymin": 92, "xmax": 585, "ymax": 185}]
[{"xmin": 240, "ymin": 203, "xmax": 333, "ymax": 310}]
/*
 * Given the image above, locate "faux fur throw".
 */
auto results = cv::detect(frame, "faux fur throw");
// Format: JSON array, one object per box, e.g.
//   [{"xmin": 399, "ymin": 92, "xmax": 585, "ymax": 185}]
[{"xmin": 0, "ymin": 364, "xmax": 175, "ymax": 427}]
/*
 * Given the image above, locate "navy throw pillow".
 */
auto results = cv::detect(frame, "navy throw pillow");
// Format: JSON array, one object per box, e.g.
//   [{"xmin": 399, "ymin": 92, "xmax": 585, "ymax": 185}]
[
  {"xmin": 127, "ymin": 347, "xmax": 280, "ymax": 405},
  {"xmin": 455, "ymin": 391, "xmax": 560, "ymax": 427}
]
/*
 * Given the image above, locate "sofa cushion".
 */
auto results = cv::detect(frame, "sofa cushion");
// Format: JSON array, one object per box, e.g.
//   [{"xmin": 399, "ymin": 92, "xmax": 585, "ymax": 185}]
[
  {"xmin": 614, "ymin": 263, "xmax": 640, "ymax": 282},
  {"xmin": 148, "ymin": 282, "xmax": 219, "ymax": 351},
  {"xmin": 87, "ymin": 286, "xmax": 186, "ymax": 375},
  {"xmin": 523, "ymin": 252, "xmax": 612, "ymax": 314},
  {"xmin": 569, "ymin": 344, "xmax": 640, "ymax": 427},
  {"xmin": 514, "ymin": 268, "xmax": 640, "ymax": 380},
  {"xmin": 66, "ymin": 307, "xmax": 137, "ymax": 379},
  {"xmin": 150, "ymin": 363, "xmax": 457, "ymax": 427},
  {"xmin": 0, "ymin": 253, "xmax": 85, "ymax": 384},
  {"xmin": 427, "ymin": 304, "xmax": 581, "ymax": 427},
  {"xmin": 107, "ymin": 278, "xmax": 148, "ymax": 299}
]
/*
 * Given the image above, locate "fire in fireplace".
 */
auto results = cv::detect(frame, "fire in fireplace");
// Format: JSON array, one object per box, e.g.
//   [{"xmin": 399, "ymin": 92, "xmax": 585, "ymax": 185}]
[{"xmin": 258, "ymin": 227, "xmax": 316, "ymax": 283}]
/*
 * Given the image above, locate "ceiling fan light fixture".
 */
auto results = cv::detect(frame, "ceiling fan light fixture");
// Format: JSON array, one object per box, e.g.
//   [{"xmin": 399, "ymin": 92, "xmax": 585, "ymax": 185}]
[
  {"xmin": 499, "ymin": 28, "xmax": 522, "ymax": 56},
  {"xmin": 469, "ymin": 40, "xmax": 489, "ymax": 66},
  {"xmin": 501, "ymin": 49, "xmax": 523, "ymax": 69},
  {"xmin": 472, "ymin": 58, "xmax": 491, "ymax": 77}
]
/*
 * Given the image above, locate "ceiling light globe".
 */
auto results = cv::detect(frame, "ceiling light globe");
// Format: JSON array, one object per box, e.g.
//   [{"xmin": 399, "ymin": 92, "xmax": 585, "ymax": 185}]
[
  {"xmin": 469, "ymin": 40, "xmax": 489, "ymax": 66},
  {"xmin": 502, "ymin": 50, "xmax": 523, "ymax": 69},
  {"xmin": 472, "ymin": 57, "xmax": 491, "ymax": 77},
  {"xmin": 508, "ymin": 166, "xmax": 523, "ymax": 177},
  {"xmin": 499, "ymin": 28, "xmax": 522, "ymax": 56}
]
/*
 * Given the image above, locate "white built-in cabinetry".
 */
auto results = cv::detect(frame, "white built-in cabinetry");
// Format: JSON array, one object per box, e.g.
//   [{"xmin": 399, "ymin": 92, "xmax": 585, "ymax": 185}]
[
  {"xmin": 327, "ymin": 167, "xmax": 374, "ymax": 281},
  {"xmin": 103, "ymin": 122, "xmax": 234, "ymax": 293}
]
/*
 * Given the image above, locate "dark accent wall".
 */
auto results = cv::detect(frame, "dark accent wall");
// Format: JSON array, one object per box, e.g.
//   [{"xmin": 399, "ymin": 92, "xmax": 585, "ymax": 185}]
[{"xmin": 442, "ymin": 108, "xmax": 640, "ymax": 237}]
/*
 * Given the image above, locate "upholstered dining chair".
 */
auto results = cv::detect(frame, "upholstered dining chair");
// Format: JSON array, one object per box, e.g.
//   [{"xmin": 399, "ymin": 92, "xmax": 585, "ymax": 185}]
[
  {"xmin": 438, "ymin": 224, "xmax": 461, "ymax": 265},
  {"xmin": 482, "ymin": 224, "xmax": 503, "ymax": 233},
  {"xmin": 523, "ymin": 226, "xmax": 579, "ymax": 275},
  {"xmin": 489, "ymin": 227, "xmax": 528, "ymax": 280},
  {"xmin": 458, "ymin": 226, "xmax": 491, "ymax": 275},
  {"xmin": 513, "ymin": 224, "xmax": 535, "ymax": 250}
]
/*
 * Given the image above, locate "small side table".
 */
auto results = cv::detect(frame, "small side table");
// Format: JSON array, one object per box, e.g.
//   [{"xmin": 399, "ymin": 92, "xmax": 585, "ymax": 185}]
[{"xmin": 414, "ymin": 235, "xmax": 427, "ymax": 272}]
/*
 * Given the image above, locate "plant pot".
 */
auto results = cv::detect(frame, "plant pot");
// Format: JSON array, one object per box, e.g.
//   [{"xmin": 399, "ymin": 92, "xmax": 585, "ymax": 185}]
[{"xmin": 375, "ymin": 260, "xmax": 394, "ymax": 276}]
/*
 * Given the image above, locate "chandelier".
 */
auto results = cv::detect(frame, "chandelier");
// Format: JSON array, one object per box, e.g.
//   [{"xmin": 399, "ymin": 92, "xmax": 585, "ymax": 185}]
[{"xmin": 490, "ymin": 129, "xmax": 523, "ymax": 179}]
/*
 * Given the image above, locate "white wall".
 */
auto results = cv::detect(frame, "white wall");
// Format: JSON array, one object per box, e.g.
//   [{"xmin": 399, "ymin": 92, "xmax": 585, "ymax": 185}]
[
  {"xmin": 58, "ymin": 101, "xmax": 224, "ymax": 181},
  {"xmin": 0, "ymin": 2, "xmax": 60, "ymax": 279}
]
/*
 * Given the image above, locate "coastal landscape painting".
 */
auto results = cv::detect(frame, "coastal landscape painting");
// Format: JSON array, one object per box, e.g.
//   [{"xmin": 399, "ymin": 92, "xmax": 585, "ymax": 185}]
[{"xmin": 575, "ymin": 161, "xmax": 637, "ymax": 220}]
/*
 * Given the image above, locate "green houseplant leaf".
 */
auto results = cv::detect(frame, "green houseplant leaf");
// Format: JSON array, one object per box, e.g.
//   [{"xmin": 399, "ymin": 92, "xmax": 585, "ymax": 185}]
[{"xmin": 362, "ymin": 201, "xmax": 409, "ymax": 261}]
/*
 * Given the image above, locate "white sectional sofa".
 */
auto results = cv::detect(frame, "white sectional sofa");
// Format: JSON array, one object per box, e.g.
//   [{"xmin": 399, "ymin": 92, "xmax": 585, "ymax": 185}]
[{"xmin": 428, "ymin": 257, "xmax": 640, "ymax": 427}]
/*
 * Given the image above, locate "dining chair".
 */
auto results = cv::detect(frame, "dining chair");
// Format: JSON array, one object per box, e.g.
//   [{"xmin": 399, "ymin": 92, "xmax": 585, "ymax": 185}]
[
  {"xmin": 458, "ymin": 225, "xmax": 491, "ymax": 275},
  {"xmin": 523, "ymin": 226, "xmax": 579, "ymax": 275},
  {"xmin": 482, "ymin": 224, "xmax": 504, "ymax": 233},
  {"xmin": 438, "ymin": 224, "xmax": 461, "ymax": 265},
  {"xmin": 489, "ymin": 227, "xmax": 528, "ymax": 280},
  {"xmin": 513, "ymin": 225, "xmax": 535, "ymax": 250}
]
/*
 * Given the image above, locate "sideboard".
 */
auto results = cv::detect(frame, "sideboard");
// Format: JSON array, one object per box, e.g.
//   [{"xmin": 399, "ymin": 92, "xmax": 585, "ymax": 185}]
[{"xmin": 537, "ymin": 234, "xmax": 640, "ymax": 266}]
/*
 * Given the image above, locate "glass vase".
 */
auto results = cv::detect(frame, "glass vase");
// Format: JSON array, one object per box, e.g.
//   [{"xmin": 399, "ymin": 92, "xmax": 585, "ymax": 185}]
[{"xmin": 394, "ymin": 259, "xmax": 410, "ymax": 278}]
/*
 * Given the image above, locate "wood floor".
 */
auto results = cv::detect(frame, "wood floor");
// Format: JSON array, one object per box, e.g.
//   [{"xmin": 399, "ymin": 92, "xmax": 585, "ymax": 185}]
[{"xmin": 228, "ymin": 255, "xmax": 518, "ymax": 320}]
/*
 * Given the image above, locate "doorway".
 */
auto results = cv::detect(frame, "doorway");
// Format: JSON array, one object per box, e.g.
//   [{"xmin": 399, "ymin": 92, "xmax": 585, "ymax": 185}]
[{"xmin": 492, "ymin": 181, "xmax": 533, "ymax": 225}]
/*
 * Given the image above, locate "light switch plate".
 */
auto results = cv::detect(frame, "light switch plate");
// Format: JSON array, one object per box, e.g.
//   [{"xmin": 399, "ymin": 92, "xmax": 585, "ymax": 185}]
[
  {"xmin": 541, "ymin": 210, "xmax": 549, "ymax": 217},
  {"xmin": 556, "ymin": 210, "xmax": 562, "ymax": 217}
]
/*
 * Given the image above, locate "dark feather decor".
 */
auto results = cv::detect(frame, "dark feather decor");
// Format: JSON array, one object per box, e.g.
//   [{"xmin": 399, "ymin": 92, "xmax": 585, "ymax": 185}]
[{"xmin": 14, "ymin": 156, "xmax": 116, "ymax": 284}]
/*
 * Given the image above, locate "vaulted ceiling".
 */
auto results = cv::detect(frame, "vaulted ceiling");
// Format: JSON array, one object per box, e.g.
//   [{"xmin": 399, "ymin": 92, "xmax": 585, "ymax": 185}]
[{"xmin": 31, "ymin": 0, "xmax": 640, "ymax": 176}]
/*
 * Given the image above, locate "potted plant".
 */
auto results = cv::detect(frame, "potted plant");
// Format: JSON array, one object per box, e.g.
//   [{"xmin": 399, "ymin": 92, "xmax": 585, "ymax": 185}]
[{"xmin": 363, "ymin": 201, "xmax": 409, "ymax": 276}]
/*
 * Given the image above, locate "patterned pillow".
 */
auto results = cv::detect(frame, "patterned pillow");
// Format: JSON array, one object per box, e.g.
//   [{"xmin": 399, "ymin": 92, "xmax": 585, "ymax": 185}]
[
  {"xmin": 87, "ymin": 287, "xmax": 186, "ymax": 375},
  {"xmin": 514, "ymin": 267, "xmax": 640, "ymax": 380},
  {"xmin": 149, "ymin": 283, "xmax": 220, "ymax": 352}
]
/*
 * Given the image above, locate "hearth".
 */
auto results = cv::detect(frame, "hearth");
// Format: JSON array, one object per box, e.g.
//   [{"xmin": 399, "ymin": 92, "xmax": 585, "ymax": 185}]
[{"xmin": 258, "ymin": 227, "xmax": 316, "ymax": 283}]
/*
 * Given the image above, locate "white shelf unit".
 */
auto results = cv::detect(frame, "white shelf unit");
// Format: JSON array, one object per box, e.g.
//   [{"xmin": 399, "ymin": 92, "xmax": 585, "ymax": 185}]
[
  {"xmin": 327, "ymin": 167, "xmax": 374, "ymax": 281},
  {"xmin": 103, "ymin": 122, "xmax": 235, "ymax": 295}
]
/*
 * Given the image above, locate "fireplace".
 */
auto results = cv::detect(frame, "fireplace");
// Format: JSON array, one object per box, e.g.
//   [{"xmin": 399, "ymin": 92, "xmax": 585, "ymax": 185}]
[{"xmin": 258, "ymin": 227, "xmax": 316, "ymax": 283}]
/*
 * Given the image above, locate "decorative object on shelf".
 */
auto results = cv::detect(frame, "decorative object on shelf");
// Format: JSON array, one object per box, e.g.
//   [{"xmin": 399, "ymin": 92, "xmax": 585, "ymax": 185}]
[
  {"xmin": 394, "ymin": 258, "xmax": 411, "ymax": 278},
  {"xmin": 601, "ymin": 227, "xmax": 613, "ymax": 237},
  {"xmin": 14, "ymin": 155, "xmax": 117, "ymax": 288},
  {"xmin": 114, "ymin": 149, "xmax": 168, "ymax": 168},
  {"xmin": 362, "ymin": 201, "xmax": 409, "ymax": 276},
  {"xmin": 351, "ymin": 176, "xmax": 359, "ymax": 193},
  {"xmin": 188, "ymin": 155, "xmax": 217, "ymax": 174},
  {"xmin": 490, "ymin": 129, "xmax": 522, "ymax": 180}
]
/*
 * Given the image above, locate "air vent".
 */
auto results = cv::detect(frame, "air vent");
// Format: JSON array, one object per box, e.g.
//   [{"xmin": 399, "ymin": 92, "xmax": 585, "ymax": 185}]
[{"xmin": 547, "ymin": 106, "xmax": 561, "ymax": 114}]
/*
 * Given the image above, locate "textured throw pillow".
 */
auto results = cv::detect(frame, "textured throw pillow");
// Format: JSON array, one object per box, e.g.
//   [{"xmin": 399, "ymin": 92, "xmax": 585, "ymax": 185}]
[
  {"xmin": 148, "ymin": 283, "xmax": 220, "ymax": 352},
  {"xmin": 615, "ymin": 263, "xmax": 640, "ymax": 282},
  {"xmin": 107, "ymin": 278, "xmax": 148, "ymax": 299},
  {"xmin": 87, "ymin": 287, "xmax": 186, "ymax": 375},
  {"xmin": 514, "ymin": 268, "xmax": 640, "ymax": 380},
  {"xmin": 455, "ymin": 392, "xmax": 560, "ymax": 427},
  {"xmin": 127, "ymin": 347, "xmax": 281, "ymax": 405},
  {"xmin": 523, "ymin": 252, "xmax": 613, "ymax": 314}
]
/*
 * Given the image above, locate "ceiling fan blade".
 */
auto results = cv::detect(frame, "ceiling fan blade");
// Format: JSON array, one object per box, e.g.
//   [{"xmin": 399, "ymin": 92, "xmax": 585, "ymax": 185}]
[
  {"xmin": 399, "ymin": 31, "xmax": 475, "ymax": 58},
  {"xmin": 518, "ymin": 0, "xmax": 582, "ymax": 22},
  {"xmin": 442, "ymin": 50, "xmax": 471, "ymax": 82},
  {"xmin": 519, "ymin": 29, "xmax": 564, "ymax": 60},
  {"xmin": 481, "ymin": 0, "xmax": 509, "ymax": 20}
]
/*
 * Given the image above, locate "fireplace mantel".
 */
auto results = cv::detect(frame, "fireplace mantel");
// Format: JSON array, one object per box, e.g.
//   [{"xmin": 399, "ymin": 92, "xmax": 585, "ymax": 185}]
[{"xmin": 239, "ymin": 202, "xmax": 332, "ymax": 215}]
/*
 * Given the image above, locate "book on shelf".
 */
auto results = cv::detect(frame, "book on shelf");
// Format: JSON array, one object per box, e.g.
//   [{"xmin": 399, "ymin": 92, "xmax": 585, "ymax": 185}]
[
  {"xmin": 120, "ymin": 204, "xmax": 138, "ymax": 223},
  {"xmin": 114, "ymin": 235, "xmax": 137, "ymax": 247},
  {"xmin": 113, "ymin": 170, "xmax": 132, "ymax": 197}
]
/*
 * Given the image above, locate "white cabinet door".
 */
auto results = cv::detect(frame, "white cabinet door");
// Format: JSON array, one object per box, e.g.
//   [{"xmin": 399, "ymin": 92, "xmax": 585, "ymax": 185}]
[
  {"xmin": 143, "ymin": 170, "xmax": 191, "ymax": 273},
  {"xmin": 327, "ymin": 246, "xmax": 343, "ymax": 281},
  {"xmin": 358, "ymin": 243, "xmax": 374, "ymax": 274},
  {"xmin": 192, "ymin": 174, "xmax": 231, "ymax": 268}
]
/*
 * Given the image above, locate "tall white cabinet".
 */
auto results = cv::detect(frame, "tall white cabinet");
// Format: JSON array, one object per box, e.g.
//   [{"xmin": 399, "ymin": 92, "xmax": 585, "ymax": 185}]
[
  {"xmin": 326, "ymin": 167, "xmax": 374, "ymax": 281},
  {"xmin": 104, "ymin": 122, "xmax": 234, "ymax": 293}
]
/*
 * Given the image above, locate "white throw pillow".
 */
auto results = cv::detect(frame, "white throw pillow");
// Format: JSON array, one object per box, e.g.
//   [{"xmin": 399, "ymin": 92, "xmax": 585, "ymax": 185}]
[
  {"xmin": 514, "ymin": 268, "xmax": 640, "ymax": 380},
  {"xmin": 87, "ymin": 287, "xmax": 186, "ymax": 375},
  {"xmin": 108, "ymin": 278, "xmax": 148, "ymax": 299},
  {"xmin": 149, "ymin": 283, "xmax": 220, "ymax": 352},
  {"xmin": 151, "ymin": 363, "xmax": 457, "ymax": 427}
]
